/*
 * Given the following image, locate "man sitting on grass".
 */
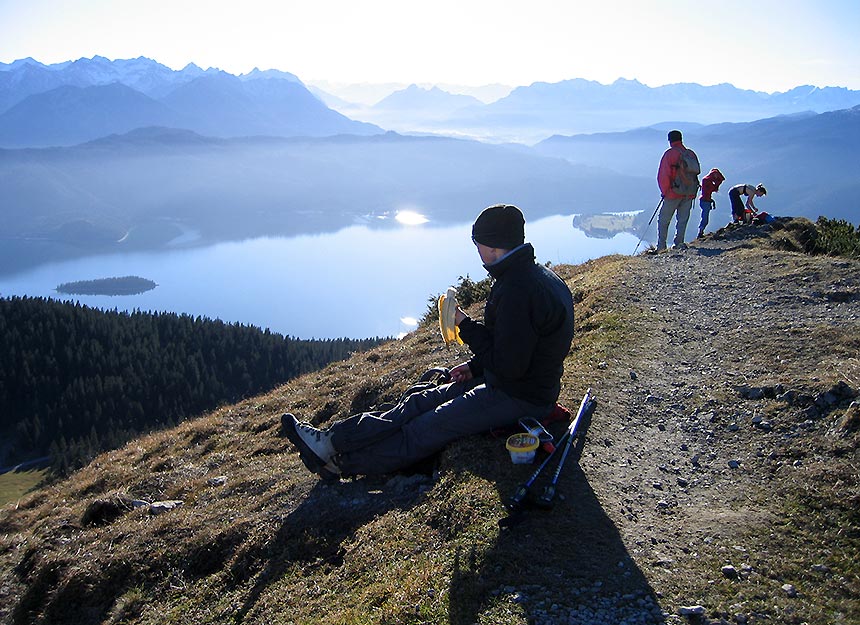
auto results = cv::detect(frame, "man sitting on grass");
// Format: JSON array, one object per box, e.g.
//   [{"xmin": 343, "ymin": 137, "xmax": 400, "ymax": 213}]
[{"xmin": 282, "ymin": 204, "xmax": 575, "ymax": 479}]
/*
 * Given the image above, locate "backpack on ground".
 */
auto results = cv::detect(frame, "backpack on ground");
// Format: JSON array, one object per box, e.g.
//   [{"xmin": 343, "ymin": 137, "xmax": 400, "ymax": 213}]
[
  {"xmin": 369, "ymin": 367, "xmax": 452, "ymax": 413},
  {"xmin": 752, "ymin": 211, "xmax": 775, "ymax": 225},
  {"xmin": 671, "ymin": 147, "xmax": 701, "ymax": 198},
  {"xmin": 399, "ymin": 367, "xmax": 451, "ymax": 403},
  {"xmin": 490, "ymin": 402, "xmax": 572, "ymax": 439}
]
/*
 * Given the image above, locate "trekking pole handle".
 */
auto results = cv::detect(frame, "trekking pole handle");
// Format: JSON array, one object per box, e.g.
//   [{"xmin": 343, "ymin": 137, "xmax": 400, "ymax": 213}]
[
  {"xmin": 547, "ymin": 389, "xmax": 592, "ymax": 485},
  {"xmin": 567, "ymin": 388, "xmax": 592, "ymax": 438}
]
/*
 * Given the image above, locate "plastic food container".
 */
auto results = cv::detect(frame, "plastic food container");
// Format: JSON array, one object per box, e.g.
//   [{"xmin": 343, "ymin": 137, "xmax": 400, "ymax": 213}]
[{"xmin": 506, "ymin": 433, "xmax": 539, "ymax": 464}]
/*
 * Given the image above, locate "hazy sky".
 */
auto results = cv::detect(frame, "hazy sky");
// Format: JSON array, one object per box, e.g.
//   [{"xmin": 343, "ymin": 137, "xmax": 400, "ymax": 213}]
[{"xmin": 2, "ymin": 0, "xmax": 859, "ymax": 92}]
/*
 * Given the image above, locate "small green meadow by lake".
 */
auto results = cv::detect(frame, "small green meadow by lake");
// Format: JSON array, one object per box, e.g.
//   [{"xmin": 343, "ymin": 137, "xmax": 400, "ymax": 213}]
[{"xmin": 0, "ymin": 469, "xmax": 48, "ymax": 505}]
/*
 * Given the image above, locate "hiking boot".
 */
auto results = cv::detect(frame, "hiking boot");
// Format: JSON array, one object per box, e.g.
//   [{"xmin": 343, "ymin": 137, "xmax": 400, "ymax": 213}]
[
  {"xmin": 281, "ymin": 413, "xmax": 339, "ymax": 480},
  {"xmin": 672, "ymin": 243, "xmax": 688, "ymax": 251},
  {"xmin": 320, "ymin": 458, "xmax": 342, "ymax": 481}
]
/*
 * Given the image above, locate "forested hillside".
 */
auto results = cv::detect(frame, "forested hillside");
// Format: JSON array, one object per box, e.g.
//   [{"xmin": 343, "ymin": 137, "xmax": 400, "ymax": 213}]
[{"xmin": 0, "ymin": 296, "xmax": 386, "ymax": 473}]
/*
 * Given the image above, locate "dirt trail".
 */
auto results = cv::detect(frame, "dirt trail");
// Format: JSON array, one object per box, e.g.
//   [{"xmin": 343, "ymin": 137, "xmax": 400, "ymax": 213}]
[{"xmin": 573, "ymin": 223, "xmax": 860, "ymax": 621}]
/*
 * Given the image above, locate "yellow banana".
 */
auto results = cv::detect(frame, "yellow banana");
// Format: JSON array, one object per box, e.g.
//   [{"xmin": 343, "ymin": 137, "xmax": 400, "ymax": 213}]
[{"xmin": 438, "ymin": 287, "xmax": 463, "ymax": 346}]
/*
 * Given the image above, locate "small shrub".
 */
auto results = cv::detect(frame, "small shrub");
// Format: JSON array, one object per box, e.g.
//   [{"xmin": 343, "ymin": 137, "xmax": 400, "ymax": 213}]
[
  {"xmin": 419, "ymin": 294, "xmax": 440, "ymax": 328},
  {"xmin": 454, "ymin": 274, "xmax": 493, "ymax": 308},
  {"xmin": 419, "ymin": 275, "xmax": 494, "ymax": 326},
  {"xmin": 810, "ymin": 217, "xmax": 860, "ymax": 258}
]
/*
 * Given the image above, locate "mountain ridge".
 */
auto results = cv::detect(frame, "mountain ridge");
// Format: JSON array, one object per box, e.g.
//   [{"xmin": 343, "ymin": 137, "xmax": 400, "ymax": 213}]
[
  {"xmin": 1, "ymin": 220, "xmax": 857, "ymax": 624},
  {"xmin": 0, "ymin": 56, "xmax": 381, "ymax": 146},
  {"xmin": 374, "ymin": 84, "xmax": 484, "ymax": 112},
  {"xmin": 348, "ymin": 76, "xmax": 860, "ymax": 142},
  {"xmin": 0, "ymin": 83, "xmax": 181, "ymax": 146},
  {"xmin": 5, "ymin": 56, "xmax": 860, "ymax": 146},
  {"xmin": 533, "ymin": 105, "xmax": 860, "ymax": 224},
  {"xmin": 0, "ymin": 127, "xmax": 652, "ymax": 269}
]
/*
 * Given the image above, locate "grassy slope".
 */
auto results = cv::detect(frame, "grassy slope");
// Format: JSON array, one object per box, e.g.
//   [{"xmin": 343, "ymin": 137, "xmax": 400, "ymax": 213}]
[{"xmin": 0, "ymin": 227, "xmax": 857, "ymax": 625}]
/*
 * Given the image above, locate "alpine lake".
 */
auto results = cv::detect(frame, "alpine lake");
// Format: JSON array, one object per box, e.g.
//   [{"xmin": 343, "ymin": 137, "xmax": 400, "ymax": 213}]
[{"xmin": 0, "ymin": 214, "xmax": 640, "ymax": 340}]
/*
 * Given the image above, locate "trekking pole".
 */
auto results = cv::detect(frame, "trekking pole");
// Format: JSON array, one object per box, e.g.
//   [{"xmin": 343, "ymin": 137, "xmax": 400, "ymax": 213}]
[
  {"xmin": 505, "ymin": 389, "xmax": 592, "ymax": 512},
  {"xmin": 632, "ymin": 198, "xmax": 663, "ymax": 255},
  {"xmin": 506, "ymin": 428, "xmax": 572, "ymax": 512},
  {"xmin": 533, "ymin": 389, "xmax": 594, "ymax": 509}
]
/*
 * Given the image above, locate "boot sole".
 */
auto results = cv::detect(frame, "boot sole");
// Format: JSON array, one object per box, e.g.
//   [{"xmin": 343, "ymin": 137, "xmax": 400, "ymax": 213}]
[{"xmin": 281, "ymin": 414, "xmax": 339, "ymax": 481}]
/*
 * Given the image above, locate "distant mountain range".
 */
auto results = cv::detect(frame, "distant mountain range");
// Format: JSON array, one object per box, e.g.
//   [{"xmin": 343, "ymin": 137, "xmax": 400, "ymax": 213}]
[
  {"xmin": 374, "ymin": 85, "xmax": 483, "ymax": 113},
  {"xmin": 337, "ymin": 77, "xmax": 860, "ymax": 143},
  {"xmin": 309, "ymin": 80, "xmax": 512, "ymax": 107},
  {"xmin": 4, "ymin": 57, "xmax": 860, "ymax": 147},
  {"xmin": 0, "ymin": 56, "xmax": 380, "ymax": 146},
  {"xmin": 0, "ymin": 56, "xmax": 217, "ymax": 106}
]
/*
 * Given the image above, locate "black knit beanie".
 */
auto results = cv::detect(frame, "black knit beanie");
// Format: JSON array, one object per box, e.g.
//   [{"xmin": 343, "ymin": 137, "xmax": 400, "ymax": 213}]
[{"xmin": 471, "ymin": 204, "xmax": 525, "ymax": 250}]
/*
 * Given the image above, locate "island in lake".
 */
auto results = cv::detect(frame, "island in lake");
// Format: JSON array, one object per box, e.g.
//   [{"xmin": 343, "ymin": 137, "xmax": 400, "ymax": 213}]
[
  {"xmin": 56, "ymin": 276, "xmax": 157, "ymax": 296},
  {"xmin": 572, "ymin": 212, "xmax": 642, "ymax": 239}
]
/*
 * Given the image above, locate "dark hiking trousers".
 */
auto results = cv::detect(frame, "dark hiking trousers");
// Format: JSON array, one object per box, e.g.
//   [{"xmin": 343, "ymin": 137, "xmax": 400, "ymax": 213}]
[
  {"xmin": 329, "ymin": 378, "xmax": 554, "ymax": 476},
  {"xmin": 729, "ymin": 188, "xmax": 745, "ymax": 221}
]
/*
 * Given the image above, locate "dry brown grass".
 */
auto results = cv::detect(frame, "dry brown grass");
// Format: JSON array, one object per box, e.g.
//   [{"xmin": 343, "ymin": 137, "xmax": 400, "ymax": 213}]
[{"xmin": 1, "ymin": 223, "xmax": 859, "ymax": 624}]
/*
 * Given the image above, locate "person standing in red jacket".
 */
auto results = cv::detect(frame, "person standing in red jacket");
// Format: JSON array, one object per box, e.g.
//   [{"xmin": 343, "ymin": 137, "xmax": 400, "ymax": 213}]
[
  {"xmin": 698, "ymin": 168, "xmax": 725, "ymax": 238},
  {"xmin": 656, "ymin": 130, "xmax": 700, "ymax": 251}
]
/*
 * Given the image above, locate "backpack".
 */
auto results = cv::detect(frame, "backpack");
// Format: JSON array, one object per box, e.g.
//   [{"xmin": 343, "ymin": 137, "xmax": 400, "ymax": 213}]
[
  {"xmin": 670, "ymin": 147, "xmax": 701, "ymax": 198},
  {"xmin": 399, "ymin": 367, "xmax": 451, "ymax": 402},
  {"xmin": 752, "ymin": 211, "xmax": 775, "ymax": 225},
  {"xmin": 370, "ymin": 367, "xmax": 452, "ymax": 413}
]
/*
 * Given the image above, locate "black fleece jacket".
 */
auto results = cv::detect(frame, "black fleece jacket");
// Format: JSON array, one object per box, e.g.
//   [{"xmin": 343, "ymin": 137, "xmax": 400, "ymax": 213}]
[{"xmin": 457, "ymin": 243, "xmax": 575, "ymax": 406}]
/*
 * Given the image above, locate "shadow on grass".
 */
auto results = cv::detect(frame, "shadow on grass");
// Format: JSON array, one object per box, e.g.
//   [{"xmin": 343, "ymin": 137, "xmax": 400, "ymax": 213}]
[
  {"xmin": 229, "ymin": 470, "xmax": 432, "ymax": 623},
  {"xmin": 235, "ymin": 394, "xmax": 665, "ymax": 623}
]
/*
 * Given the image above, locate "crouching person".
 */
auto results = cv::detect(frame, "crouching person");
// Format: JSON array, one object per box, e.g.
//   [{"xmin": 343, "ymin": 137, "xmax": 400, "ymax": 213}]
[{"xmin": 282, "ymin": 204, "xmax": 576, "ymax": 479}]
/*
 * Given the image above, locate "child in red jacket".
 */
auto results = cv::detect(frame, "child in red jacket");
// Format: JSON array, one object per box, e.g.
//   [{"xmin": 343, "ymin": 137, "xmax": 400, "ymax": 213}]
[{"xmin": 698, "ymin": 168, "xmax": 725, "ymax": 238}]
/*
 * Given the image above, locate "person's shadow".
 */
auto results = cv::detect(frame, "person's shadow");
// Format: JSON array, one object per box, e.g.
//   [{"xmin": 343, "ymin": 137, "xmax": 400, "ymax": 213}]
[
  {"xmin": 227, "ymin": 468, "xmax": 433, "ymax": 623},
  {"xmin": 446, "ymin": 398, "xmax": 667, "ymax": 624},
  {"xmin": 232, "ymin": 395, "xmax": 665, "ymax": 624}
]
